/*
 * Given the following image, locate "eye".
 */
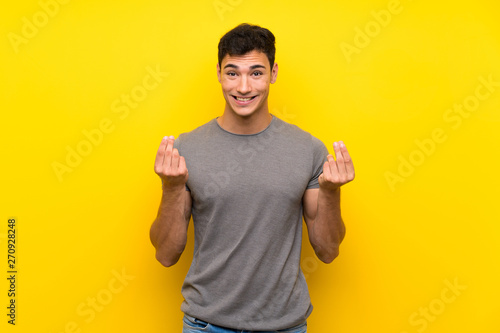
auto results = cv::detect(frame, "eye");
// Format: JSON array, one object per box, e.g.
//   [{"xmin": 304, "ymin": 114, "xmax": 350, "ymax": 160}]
[
  {"xmin": 226, "ymin": 72, "xmax": 237, "ymax": 77},
  {"xmin": 252, "ymin": 71, "xmax": 263, "ymax": 76}
]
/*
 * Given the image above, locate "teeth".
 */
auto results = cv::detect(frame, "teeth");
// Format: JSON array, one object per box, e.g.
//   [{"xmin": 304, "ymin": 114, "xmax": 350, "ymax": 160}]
[{"xmin": 236, "ymin": 97, "xmax": 253, "ymax": 101}]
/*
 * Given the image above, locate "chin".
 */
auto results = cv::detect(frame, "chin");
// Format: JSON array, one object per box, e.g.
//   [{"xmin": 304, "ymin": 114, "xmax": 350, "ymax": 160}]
[
  {"xmin": 234, "ymin": 105, "xmax": 261, "ymax": 116},
  {"xmin": 231, "ymin": 110, "xmax": 255, "ymax": 118}
]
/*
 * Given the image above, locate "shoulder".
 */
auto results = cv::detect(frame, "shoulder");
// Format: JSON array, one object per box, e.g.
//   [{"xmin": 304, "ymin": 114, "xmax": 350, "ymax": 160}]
[
  {"xmin": 176, "ymin": 118, "xmax": 217, "ymax": 144},
  {"xmin": 272, "ymin": 115, "xmax": 326, "ymax": 150}
]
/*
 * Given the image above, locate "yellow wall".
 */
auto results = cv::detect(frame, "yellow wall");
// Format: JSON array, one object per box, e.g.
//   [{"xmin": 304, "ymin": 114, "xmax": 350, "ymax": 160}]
[{"xmin": 2, "ymin": 0, "xmax": 499, "ymax": 332}]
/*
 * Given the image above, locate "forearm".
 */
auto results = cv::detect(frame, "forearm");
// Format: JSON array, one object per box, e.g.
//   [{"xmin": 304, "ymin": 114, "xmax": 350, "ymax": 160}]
[
  {"xmin": 311, "ymin": 187, "xmax": 346, "ymax": 263},
  {"xmin": 150, "ymin": 185, "xmax": 189, "ymax": 267}
]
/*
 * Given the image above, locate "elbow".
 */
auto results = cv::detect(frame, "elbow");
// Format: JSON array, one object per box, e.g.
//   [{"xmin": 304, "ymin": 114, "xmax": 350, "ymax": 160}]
[
  {"xmin": 150, "ymin": 221, "xmax": 186, "ymax": 267},
  {"xmin": 318, "ymin": 247, "xmax": 340, "ymax": 264},
  {"xmin": 154, "ymin": 242, "xmax": 185, "ymax": 267},
  {"xmin": 314, "ymin": 231, "xmax": 344, "ymax": 264},
  {"xmin": 155, "ymin": 251, "xmax": 180, "ymax": 267}
]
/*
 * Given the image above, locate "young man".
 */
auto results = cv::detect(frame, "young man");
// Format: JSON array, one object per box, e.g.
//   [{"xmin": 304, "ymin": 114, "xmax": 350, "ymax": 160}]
[{"xmin": 150, "ymin": 23, "xmax": 355, "ymax": 332}]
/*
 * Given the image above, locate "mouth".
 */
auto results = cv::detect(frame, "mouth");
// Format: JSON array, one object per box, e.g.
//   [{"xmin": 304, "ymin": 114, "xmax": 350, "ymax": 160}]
[{"xmin": 232, "ymin": 95, "xmax": 257, "ymax": 105}]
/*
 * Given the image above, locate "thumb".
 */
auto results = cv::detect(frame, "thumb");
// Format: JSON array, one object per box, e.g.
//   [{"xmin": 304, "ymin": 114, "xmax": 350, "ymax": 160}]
[
  {"xmin": 179, "ymin": 156, "xmax": 189, "ymax": 177},
  {"xmin": 318, "ymin": 173, "xmax": 324, "ymax": 184}
]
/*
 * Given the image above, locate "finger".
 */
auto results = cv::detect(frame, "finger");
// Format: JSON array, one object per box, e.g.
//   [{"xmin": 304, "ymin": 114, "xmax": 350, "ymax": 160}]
[
  {"xmin": 323, "ymin": 159, "xmax": 331, "ymax": 179},
  {"xmin": 327, "ymin": 152, "xmax": 339, "ymax": 181},
  {"xmin": 171, "ymin": 147, "xmax": 180, "ymax": 171},
  {"xmin": 154, "ymin": 136, "xmax": 169, "ymax": 173},
  {"xmin": 333, "ymin": 141, "xmax": 347, "ymax": 180},
  {"xmin": 319, "ymin": 160, "xmax": 329, "ymax": 185},
  {"xmin": 340, "ymin": 141, "xmax": 355, "ymax": 180},
  {"xmin": 164, "ymin": 137, "xmax": 175, "ymax": 170}
]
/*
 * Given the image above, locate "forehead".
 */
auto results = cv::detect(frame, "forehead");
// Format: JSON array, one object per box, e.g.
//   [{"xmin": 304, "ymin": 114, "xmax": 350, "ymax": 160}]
[{"xmin": 221, "ymin": 50, "xmax": 270, "ymax": 69}]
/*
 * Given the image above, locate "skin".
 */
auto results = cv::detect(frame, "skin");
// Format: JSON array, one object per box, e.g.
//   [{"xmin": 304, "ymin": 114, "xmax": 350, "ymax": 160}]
[
  {"xmin": 150, "ymin": 135, "xmax": 191, "ymax": 267},
  {"xmin": 303, "ymin": 141, "xmax": 354, "ymax": 263},
  {"xmin": 150, "ymin": 50, "xmax": 355, "ymax": 266},
  {"xmin": 216, "ymin": 50, "xmax": 278, "ymax": 134}
]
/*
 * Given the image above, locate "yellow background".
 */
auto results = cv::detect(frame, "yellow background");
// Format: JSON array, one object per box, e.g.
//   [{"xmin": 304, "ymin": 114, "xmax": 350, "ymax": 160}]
[{"xmin": 2, "ymin": 0, "xmax": 499, "ymax": 332}]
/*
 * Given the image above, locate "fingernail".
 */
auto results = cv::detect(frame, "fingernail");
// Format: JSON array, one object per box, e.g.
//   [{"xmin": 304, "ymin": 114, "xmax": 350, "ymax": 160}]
[
  {"xmin": 334, "ymin": 142, "xmax": 338, "ymax": 148},
  {"xmin": 169, "ymin": 135, "xmax": 175, "ymax": 139},
  {"xmin": 340, "ymin": 141, "xmax": 344, "ymax": 147}
]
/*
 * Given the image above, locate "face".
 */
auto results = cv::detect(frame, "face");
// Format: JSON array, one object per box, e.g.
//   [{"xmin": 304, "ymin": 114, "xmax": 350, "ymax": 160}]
[{"xmin": 217, "ymin": 50, "xmax": 278, "ymax": 118}]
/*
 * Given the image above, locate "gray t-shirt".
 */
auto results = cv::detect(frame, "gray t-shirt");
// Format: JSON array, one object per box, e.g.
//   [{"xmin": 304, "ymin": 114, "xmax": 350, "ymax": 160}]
[{"xmin": 174, "ymin": 114, "xmax": 329, "ymax": 330}]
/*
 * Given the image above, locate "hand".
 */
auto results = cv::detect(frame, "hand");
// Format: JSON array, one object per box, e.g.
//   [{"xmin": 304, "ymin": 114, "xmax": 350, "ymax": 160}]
[
  {"xmin": 318, "ymin": 141, "xmax": 355, "ymax": 192},
  {"xmin": 154, "ymin": 136, "xmax": 189, "ymax": 190}
]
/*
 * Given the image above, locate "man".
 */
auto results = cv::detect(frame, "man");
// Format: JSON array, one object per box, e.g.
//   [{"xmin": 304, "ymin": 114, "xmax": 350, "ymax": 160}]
[{"xmin": 150, "ymin": 23, "xmax": 355, "ymax": 332}]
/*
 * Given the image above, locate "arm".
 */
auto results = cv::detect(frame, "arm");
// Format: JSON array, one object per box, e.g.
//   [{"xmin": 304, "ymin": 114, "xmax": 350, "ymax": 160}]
[
  {"xmin": 150, "ymin": 136, "xmax": 192, "ymax": 267},
  {"xmin": 303, "ymin": 141, "xmax": 354, "ymax": 264}
]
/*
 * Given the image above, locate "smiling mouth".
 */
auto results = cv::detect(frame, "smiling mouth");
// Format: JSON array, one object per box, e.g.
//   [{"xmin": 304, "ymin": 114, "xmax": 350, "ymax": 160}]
[{"xmin": 232, "ymin": 95, "xmax": 257, "ymax": 102}]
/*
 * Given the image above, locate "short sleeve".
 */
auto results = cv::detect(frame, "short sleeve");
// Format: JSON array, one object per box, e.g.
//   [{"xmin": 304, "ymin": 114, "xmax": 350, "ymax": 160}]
[
  {"xmin": 306, "ymin": 136, "xmax": 329, "ymax": 189},
  {"xmin": 173, "ymin": 135, "xmax": 191, "ymax": 192}
]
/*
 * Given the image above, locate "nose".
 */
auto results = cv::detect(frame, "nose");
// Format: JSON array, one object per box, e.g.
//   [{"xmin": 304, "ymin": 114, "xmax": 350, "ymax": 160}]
[{"xmin": 236, "ymin": 75, "xmax": 251, "ymax": 95}]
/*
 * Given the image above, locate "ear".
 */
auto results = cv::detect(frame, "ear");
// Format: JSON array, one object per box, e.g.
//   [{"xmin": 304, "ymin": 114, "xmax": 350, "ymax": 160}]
[
  {"xmin": 217, "ymin": 63, "xmax": 221, "ymax": 83},
  {"xmin": 270, "ymin": 62, "xmax": 278, "ymax": 84}
]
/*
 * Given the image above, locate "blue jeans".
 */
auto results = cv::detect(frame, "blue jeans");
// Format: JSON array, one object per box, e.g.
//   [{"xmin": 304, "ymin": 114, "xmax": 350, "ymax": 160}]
[{"xmin": 182, "ymin": 314, "xmax": 307, "ymax": 333}]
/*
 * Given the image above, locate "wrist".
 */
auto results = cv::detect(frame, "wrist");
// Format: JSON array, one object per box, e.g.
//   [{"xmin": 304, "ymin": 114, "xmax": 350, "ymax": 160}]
[
  {"xmin": 319, "ymin": 186, "xmax": 341, "ymax": 198},
  {"xmin": 161, "ymin": 180, "xmax": 186, "ymax": 193}
]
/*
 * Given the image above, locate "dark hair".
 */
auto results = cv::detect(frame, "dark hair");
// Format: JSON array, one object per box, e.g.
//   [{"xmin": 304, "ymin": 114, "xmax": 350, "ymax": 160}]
[{"xmin": 218, "ymin": 23, "xmax": 276, "ymax": 69}]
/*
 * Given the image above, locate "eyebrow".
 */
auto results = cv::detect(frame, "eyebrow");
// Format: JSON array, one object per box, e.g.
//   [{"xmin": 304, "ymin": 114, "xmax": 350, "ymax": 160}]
[{"xmin": 223, "ymin": 64, "xmax": 266, "ymax": 70}]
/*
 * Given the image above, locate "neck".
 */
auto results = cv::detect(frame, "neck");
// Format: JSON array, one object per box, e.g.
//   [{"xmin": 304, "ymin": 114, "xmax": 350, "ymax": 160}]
[{"xmin": 217, "ymin": 106, "xmax": 272, "ymax": 135}]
